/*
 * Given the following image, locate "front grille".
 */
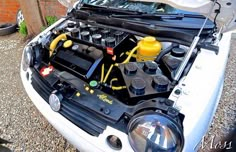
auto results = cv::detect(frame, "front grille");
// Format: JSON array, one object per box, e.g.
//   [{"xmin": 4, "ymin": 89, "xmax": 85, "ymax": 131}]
[
  {"xmin": 31, "ymin": 69, "xmax": 107, "ymax": 136},
  {"xmin": 31, "ymin": 71, "xmax": 53, "ymax": 101},
  {"xmin": 60, "ymin": 99, "xmax": 107, "ymax": 136}
]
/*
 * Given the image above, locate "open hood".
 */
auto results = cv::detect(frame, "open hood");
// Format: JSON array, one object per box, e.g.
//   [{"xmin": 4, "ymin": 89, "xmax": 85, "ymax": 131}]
[
  {"xmin": 59, "ymin": 0, "xmax": 236, "ymax": 32},
  {"xmin": 131, "ymin": 0, "xmax": 236, "ymax": 32},
  {"xmin": 132, "ymin": 0, "xmax": 236, "ymax": 32}
]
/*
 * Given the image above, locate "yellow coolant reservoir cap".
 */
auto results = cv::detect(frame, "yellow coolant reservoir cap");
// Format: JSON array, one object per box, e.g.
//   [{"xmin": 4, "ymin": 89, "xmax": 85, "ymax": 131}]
[
  {"xmin": 137, "ymin": 36, "xmax": 162, "ymax": 61},
  {"xmin": 144, "ymin": 36, "xmax": 156, "ymax": 43},
  {"xmin": 63, "ymin": 40, "xmax": 73, "ymax": 48}
]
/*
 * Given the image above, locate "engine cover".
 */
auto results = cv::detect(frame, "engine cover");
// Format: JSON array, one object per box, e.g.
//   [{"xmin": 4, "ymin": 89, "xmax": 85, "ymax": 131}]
[
  {"xmin": 118, "ymin": 61, "xmax": 172, "ymax": 101},
  {"xmin": 51, "ymin": 42, "xmax": 103, "ymax": 79}
]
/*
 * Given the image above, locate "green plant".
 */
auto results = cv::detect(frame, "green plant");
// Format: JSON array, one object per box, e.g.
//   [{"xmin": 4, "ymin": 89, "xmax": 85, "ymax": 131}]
[
  {"xmin": 46, "ymin": 16, "xmax": 58, "ymax": 26},
  {"xmin": 41, "ymin": 26, "xmax": 47, "ymax": 32},
  {"xmin": 19, "ymin": 16, "xmax": 58, "ymax": 35},
  {"xmin": 19, "ymin": 21, "xmax": 28, "ymax": 36},
  {"xmin": 41, "ymin": 16, "xmax": 58, "ymax": 32}
]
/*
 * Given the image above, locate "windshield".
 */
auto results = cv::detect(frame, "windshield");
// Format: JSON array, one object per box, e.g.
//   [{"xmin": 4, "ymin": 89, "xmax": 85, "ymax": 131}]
[
  {"xmin": 58, "ymin": 0, "xmax": 194, "ymax": 14},
  {"xmin": 82, "ymin": 0, "xmax": 193, "ymax": 14}
]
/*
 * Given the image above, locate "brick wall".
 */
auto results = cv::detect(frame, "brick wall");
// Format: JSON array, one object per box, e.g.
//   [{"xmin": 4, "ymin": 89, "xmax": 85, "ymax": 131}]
[
  {"xmin": 0, "ymin": 0, "xmax": 66, "ymax": 24},
  {"xmin": 0, "ymin": 0, "xmax": 20, "ymax": 23},
  {"xmin": 39, "ymin": 0, "xmax": 67, "ymax": 19}
]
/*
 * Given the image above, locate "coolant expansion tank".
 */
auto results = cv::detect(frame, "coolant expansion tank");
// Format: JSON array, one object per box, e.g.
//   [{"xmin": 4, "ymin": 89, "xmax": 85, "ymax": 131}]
[{"xmin": 137, "ymin": 36, "xmax": 162, "ymax": 61}]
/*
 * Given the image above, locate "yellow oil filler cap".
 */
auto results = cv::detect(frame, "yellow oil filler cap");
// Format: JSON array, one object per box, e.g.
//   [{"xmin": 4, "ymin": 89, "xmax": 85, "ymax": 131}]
[
  {"xmin": 63, "ymin": 40, "xmax": 73, "ymax": 48},
  {"xmin": 137, "ymin": 36, "xmax": 162, "ymax": 61}
]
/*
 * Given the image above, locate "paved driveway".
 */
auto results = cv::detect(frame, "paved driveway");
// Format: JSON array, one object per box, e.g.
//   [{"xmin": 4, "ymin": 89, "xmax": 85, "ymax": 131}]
[{"xmin": 0, "ymin": 33, "xmax": 235, "ymax": 151}]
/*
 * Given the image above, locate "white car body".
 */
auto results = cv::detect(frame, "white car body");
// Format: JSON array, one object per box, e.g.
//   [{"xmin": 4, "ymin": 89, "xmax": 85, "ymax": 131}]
[{"xmin": 21, "ymin": 1, "xmax": 235, "ymax": 151}]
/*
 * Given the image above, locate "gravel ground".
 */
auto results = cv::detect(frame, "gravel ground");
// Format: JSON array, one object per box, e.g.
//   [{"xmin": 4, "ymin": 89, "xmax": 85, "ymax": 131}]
[
  {"xmin": 0, "ymin": 33, "xmax": 76, "ymax": 151},
  {"xmin": 0, "ymin": 32, "xmax": 235, "ymax": 151}
]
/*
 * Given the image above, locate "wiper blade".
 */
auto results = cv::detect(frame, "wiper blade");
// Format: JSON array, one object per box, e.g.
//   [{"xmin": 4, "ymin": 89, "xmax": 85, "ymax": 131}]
[
  {"xmin": 110, "ymin": 13, "xmax": 205, "ymax": 20},
  {"xmin": 110, "ymin": 14, "xmax": 184, "ymax": 20}
]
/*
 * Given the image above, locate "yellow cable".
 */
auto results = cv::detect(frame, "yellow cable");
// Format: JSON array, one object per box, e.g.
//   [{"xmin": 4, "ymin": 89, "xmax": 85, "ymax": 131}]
[
  {"xmin": 110, "ymin": 78, "xmax": 118, "ymax": 85},
  {"xmin": 109, "ymin": 78, "xmax": 126, "ymax": 90},
  {"xmin": 112, "ymin": 86, "xmax": 127, "ymax": 90},
  {"xmin": 100, "ymin": 64, "xmax": 105, "ymax": 83},
  {"xmin": 125, "ymin": 51, "xmax": 137, "ymax": 58},
  {"xmin": 103, "ymin": 46, "xmax": 139, "ymax": 84},
  {"xmin": 103, "ymin": 64, "xmax": 114, "ymax": 83},
  {"xmin": 122, "ymin": 46, "xmax": 139, "ymax": 64},
  {"xmin": 49, "ymin": 33, "xmax": 67, "ymax": 56}
]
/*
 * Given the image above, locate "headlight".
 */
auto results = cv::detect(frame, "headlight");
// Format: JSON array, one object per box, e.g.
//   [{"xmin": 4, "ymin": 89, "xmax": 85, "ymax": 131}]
[
  {"xmin": 22, "ymin": 46, "xmax": 33, "ymax": 71},
  {"xmin": 128, "ymin": 112, "xmax": 184, "ymax": 152}
]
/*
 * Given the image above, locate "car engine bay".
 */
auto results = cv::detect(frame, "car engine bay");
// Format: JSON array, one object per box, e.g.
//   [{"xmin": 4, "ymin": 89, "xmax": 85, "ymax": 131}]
[
  {"xmin": 19, "ymin": 1, "xmax": 234, "ymax": 151},
  {"xmin": 34, "ymin": 18, "xmax": 200, "ymax": 106},
  {"xmin": 24, "ymin": 6, "xmax": 217, "ymax": 140}
]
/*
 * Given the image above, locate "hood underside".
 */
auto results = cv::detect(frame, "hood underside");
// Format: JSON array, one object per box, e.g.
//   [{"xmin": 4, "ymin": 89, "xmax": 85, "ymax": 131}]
[
  {"xmin": 59, "ymin": 0, "xmax": 236, "ymax": 32},
  {"xmin": 131, "ymin": 0, "xmax": 236, "ymax": 32}
]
